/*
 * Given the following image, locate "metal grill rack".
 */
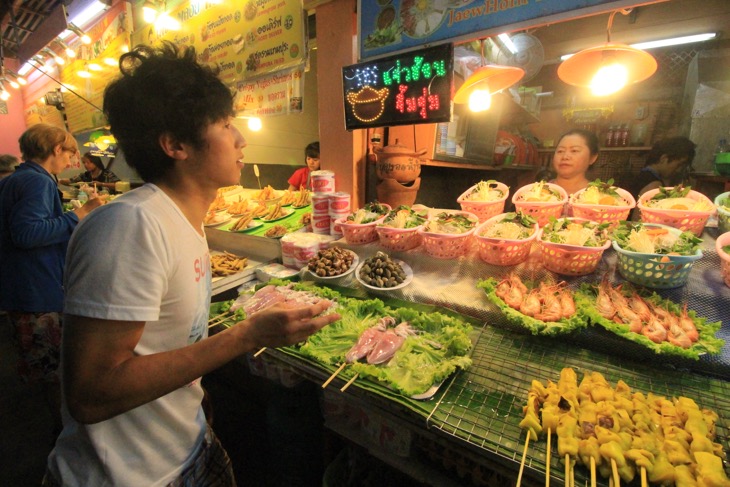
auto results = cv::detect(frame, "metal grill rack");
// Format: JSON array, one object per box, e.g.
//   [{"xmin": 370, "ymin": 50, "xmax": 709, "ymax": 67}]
[{"xmin": 427, "ymin": 323, "xmax": 730, "ymax": 486}]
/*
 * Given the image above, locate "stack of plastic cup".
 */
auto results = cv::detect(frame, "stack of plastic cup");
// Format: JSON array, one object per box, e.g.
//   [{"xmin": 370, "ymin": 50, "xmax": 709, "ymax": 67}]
[
  {"xmin": 328, "ymin": 192, "xmax": 350, "ymax": 239},
  {"xmin": 311, "ymin": 170, "xmax": 335, "ymax": 235}
]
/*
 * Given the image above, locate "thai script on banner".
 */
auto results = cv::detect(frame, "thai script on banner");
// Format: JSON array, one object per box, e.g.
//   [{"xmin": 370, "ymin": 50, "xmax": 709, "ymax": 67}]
[
  {"xmin": 131, "ymin": 0, "xmax": 307, "ymax": 87},
  {"xmin": 234, "ymin": 65, "xmax": 305, "ymax": 117}
]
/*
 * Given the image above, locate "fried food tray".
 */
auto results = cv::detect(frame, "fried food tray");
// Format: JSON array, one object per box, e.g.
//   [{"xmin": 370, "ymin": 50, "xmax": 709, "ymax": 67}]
[{"xmin": 426, "ymin": 323, "xmax": 730, "ymax": 486}]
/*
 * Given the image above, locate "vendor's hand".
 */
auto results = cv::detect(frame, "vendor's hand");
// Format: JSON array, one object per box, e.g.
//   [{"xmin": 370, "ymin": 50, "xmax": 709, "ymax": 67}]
[
  {"xmin": 240, "ymin": 300, "xmax": 340, "ymax": 350},
  {"xmin": 73, "ymin": 195, "xmax": 106, "ymax": 220}
]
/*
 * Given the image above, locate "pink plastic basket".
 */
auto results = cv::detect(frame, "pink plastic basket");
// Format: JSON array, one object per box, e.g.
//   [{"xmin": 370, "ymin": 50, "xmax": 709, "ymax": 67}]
[
  {"xmin": 337, "ymin": 204, "xmax": 391, "ymax": 245},
  {"xmin": 418, "ymin": 210, "xmax": 478, "ymax": 259},
  {"xmin": 537, "ymin": 218, "xmax": 611, "ymax": 276},
  {"xmin": 456, "ymin": 181, "xmax": 510, "ymax": 223},
  {"xmin": 512, "ymin": 182, "xmax": 568, "ymax": 227},
  {"xmin": 375, "ymin": 225, "xmax": 423, "ymax": 251},
  {"xmin": 570, "ymin": 187, "xmax": 636, "ymax": 226},
  {"xmin": 716, "ymin": 232, "xmax": 730, "ymax": 289},
  {"xmin": 637, "ymin": 187, "xmax": 715, "ymax": 236},
  {"xmin": 474, "ymin": 213, "xmax": 538, "ymax": 266}
]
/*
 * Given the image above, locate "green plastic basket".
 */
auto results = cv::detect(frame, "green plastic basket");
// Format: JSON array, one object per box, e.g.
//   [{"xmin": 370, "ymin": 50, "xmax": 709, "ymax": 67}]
[
  {"xmin": 612, "ymin": 224, "xmax": 703, "ymax": 289},
  {"xmin": 714, "ymin": 191, "xmax": 730, "ymax": 234}
]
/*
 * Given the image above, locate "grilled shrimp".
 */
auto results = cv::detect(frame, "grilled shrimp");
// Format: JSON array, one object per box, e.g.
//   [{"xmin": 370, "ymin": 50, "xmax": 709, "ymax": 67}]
[
  {"xmin": 520, "ymin": 290, "xmax": 541, "ymax": 317},
  {"xmin": 628, "ymin": 293, "xmax": 652, "ymax": 322},
  {"xmin": 679, "ymin": 304, "xmax": 699, "ymax": 342},
  {"xmin": 608, "ymin": 286, "xmax": 642, "ymax": 333},
  {"xmin": 504, "ymin": 282, "xmax": 524, "ymax": 309},
  {"xmin": 641, "ymin": 315, "xmax": 668, "ymax": 344},
  {"xmin": 667, "ymin": 321, "xmax": 692, "ymax": 349},
  {"xmin": 509, "ymin": 273, "xmax": 528, "ymax": 295},
  {"xmin": 559, "ymin": 289, "xmax": 576, "ymax": 319},
  {"xmin": 596, "ymin": 279, "xmax": 616, "ymax": 320},
  {"xmin": 535, "ymin": 290, "xmax": 563, "ymax": 322},
  {"xmin": 651, "ymin": 303, "xmax": 679, "ymax": 331},
  {"xmin": 495, "ymin": 278, "xmax": 511, "ymax": 299}
]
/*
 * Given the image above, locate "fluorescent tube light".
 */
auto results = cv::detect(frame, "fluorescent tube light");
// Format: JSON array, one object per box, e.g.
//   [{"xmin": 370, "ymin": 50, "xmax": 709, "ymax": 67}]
[
  {"xmin": 70, "ymin": 0, "xmax": 108, "ymax": 28},
  {"xmin": 498, "ymin": 33, "xmax": 518, "ymax": 54},
  {"xmin": 561, "ymin": 32, "xmax": 716, "ymax": 61}
]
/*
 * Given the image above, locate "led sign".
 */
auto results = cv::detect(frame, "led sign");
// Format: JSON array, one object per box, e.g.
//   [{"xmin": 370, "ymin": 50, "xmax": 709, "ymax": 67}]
[{"xmin": 343, "ymin": 43, "xmax": 453, "ymax": 130}]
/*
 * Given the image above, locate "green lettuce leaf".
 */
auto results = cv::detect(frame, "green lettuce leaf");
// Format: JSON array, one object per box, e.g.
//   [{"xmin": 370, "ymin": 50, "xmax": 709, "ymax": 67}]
[
  {"xmin": 477, "ymin": 277, "xmax": 589, "ymax": 336},
  {"xmin": 576, "ymin": 283, "xmax": 724, "ymax": 359}
]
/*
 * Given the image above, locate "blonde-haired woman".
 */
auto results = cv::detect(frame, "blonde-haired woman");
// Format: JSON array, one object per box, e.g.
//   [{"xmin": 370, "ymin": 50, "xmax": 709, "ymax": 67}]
[{"xmin": 0, "ymin": 123, "xmax": 104, "ymax": 436}]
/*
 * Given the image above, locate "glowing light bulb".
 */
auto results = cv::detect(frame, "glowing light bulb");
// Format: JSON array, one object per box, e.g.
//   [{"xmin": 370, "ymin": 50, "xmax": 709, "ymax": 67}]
[
  {"xmin": 65, "ymin": 47, "xmax": 76, "ymax": 57},
  {"xmin": 0, "ymin": 90, "xmax": 10, "ymax": 101},
  {"xmin": 143, "ymin": 3, "xmax": 158, "ymax": 23},
  {"xmin": 16, "ymin": 76, "xmax": 27, "ymax": 85},
  {"xmin": 88, "ymin": 63, "xmax": 102, "ymax": 71},
  {"xmin": 9, "ymin": 80, "xmax": 19, "ymax": 89},
  {"xmin": 104, "ymin": 57, "xmax": 117, "ymax": 66},
  {"xmin": 590, "ymin": 63, "xmax": 628, "ymax": 96},
  {"xmin": 468, "ymin": 88, "xmax": 492, "ymax": 112},
  {"xmin": 77, "ymin": 69, "xmax": 91, "ymax": 78},
  {"xmin": 248, "ymin": 117, "xmax": 262, "ymax": 131}
]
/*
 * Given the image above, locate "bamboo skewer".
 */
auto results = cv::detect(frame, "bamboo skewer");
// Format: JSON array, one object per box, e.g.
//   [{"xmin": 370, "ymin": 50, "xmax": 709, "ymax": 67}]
[
  {"xmin": 590, "ymin": 456, "xmax": 597, "ymax": 487},
  {"xmin": 252, "ymin": 347, "xmax": 267, "ymax": 358},
  {"xmin": 564, "ymin": 454, "xmax": 570, "ymax": 487},
  {"xmin": 340, "ymin": 373, "xmax": 358, "ymax": 392},
  {"xmin": 207, "ymin": 311, "xmax": 234, "ymax": 328},
  {"xmin": 322, "ymin": 363, "xmax": 346, "ymax": 388},
  {"xmin": 516, "ymin": 432, "xmax": 530, "ymax": 487},
  {"xmin": 610, "ymin": 459, "xmax": 620, "ymax": 487},
  {"xmin": 640, "ymin": 467, "xmax": 647, "ymax": 487},
  {"xmin": 545, "ymin": 429, "xmax": 551, "ymax": 487}
]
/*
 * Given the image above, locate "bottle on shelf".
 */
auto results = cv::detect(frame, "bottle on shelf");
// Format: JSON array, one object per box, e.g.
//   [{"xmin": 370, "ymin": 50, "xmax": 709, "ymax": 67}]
[
  {"xmin": 620, "ymin": 124, "xmax": 630, "ymax": 147},
  {"xmin": 605, "ymin": 125, "xmax": 615, "ymax": 147}
]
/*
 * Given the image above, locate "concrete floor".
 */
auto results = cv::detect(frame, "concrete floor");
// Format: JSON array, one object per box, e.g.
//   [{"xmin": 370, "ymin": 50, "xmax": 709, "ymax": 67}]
[{"xmin": 0, "ymin": 313, "xmax": 55, "ymax": 487}]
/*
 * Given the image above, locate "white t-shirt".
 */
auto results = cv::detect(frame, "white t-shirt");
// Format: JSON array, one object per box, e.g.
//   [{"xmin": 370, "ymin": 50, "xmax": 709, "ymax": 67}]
[{"xmin": 48, "ymin": 184, "xmax": 212, "ymax": 487}]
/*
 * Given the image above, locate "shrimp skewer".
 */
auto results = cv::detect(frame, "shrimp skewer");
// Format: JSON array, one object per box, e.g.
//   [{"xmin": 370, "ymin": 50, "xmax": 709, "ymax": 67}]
[{"xmin": 596, "ymin": 279, "xmax": 617, "ymax": 320}]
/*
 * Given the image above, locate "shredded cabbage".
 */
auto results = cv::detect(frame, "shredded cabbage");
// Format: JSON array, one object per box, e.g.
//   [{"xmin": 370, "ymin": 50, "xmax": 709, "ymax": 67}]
[
  {"xmin": 466, "ymin": 180, "xmax": 504, "ymax": 202},
  {"xmin": 519, "ymin": 181, "xmax": 561, "ymax": 202}
]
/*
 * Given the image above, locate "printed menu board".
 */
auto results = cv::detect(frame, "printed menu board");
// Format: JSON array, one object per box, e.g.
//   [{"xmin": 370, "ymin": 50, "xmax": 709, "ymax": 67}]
[
  {"xmin": 343, "ymin": 43, "xmax": 453, "ymax": 130},
  {"xmin": 131, "ymin": 0, "xmax": 307, "ymax": 87}
]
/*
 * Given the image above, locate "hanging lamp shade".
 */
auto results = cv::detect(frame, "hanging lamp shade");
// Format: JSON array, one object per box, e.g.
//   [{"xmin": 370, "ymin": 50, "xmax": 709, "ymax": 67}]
[
  {"xmin": 453, "ymin": 64, "xmax": 525, "ymax": 104},
  {"xmin": 557, "ymin": 42, "xmax": 657, "ymax": 90}
]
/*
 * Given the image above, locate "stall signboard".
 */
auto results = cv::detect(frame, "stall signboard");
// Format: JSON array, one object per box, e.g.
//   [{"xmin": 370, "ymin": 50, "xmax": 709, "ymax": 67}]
[
  {"xmin": 130, "ymin": 0, "xmax": 307, "ymax": 87},
  {"xmin": 61, "ymin": 2, "xmax": 133, "ymax": 133},
  {"xmin": 359, "ymin": 0, "xmax": 644, "ymax": 60},
  {"xmin": 343, "ymin": 43, "xmax": 453, "ymax": 131},
  {"xmin": 234, "ymin": 64, "xmax": 305, "ymax": 117}
]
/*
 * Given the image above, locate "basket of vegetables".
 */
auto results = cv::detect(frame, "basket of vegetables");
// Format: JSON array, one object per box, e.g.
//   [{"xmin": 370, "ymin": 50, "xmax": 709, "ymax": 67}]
[
  {"xmin": 418, "ymin": 210, "xmax": 478, "ymax": 259},
  {"xmin": 375, "ymin": 205, "xmax": 428, "ymax": 251},
  {"xmin": 337, "ymin": 202, "xmax": 391, "ymax": 245},
  {"xmin": 537, "ymin": 217, "xmax": 611, "ymax": 276},
  {"xmin": 637, "ymin": 185, "xmax": 715, "ymax": 236},
  {"xmin": 612, "ymin": 222, "xmax": 704, "ymax": 289},
  {"xmin": 474, "ymin": 212, "xmax": 538, "ymax": 266},
  {"xmin": 716, "ymin": 231, "xmax": 730, "ymax": 288},
  {"xmin": 569, "ymin": 179, "xmax": 635, "ymax": 226},
  {"xmin": 512, "ymin": 181, "xmax": 568, "ymax": 226},
  {"xmin": 714, "ymin": 191, "xmax": 730, "ymax": 234},
  {"xmin": 456, "ymin": 180, "xmax": 510, "ymax": 222}
]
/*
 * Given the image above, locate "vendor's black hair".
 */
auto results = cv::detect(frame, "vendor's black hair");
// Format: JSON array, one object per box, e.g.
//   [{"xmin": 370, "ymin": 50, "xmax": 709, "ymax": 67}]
[
  {"xmin": 82, "ymin": 153, "xmax": 104, "ymax": 171},
  {"xmin": 305, "ymin": 141, "xmax": 320, "ymax": 159},
  {"xmin": 103, "ymin": 41, "xmax": 234, "ymax": 183},
  {"xmin": 557, "ymin": 128, "xmax": 599, "ymax": 156},
  {"xmin": 644, "ymin": 136, "xmax": 696, "ymax": 167}
]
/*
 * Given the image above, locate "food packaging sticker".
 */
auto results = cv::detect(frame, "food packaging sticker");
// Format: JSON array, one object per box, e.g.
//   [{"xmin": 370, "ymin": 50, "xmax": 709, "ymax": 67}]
[
  {"xmin": 312, "ymin": 194, "xmax": 331, "ymax": 215},
  {"xmin": 311, "ymin": 170, "xmax": 335, "ymax": 193},
  {"xmin": 330, "ymin": 219, "xmax": 344, "ymax": 239},
  {"xmin": 328, "ymin": 192, "xmax": 351, "ymax": 213},
  {"xmin": 311, "ymin": 214, "xmax": 331, "ymax": 235}
]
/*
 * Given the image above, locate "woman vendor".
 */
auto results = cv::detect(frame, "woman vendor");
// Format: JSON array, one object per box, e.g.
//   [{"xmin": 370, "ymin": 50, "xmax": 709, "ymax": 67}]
[
  {"xmin": 59, "ymin": 152, "xmax": 120, "ymax": 191},
  {"xmin": 550, "ymin": 129, "xmax": 600, "ymax": 195}
]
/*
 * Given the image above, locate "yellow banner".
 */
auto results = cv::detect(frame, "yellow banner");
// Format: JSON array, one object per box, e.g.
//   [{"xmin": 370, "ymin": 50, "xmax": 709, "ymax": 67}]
[
  {"xmin": 61, "ymin": 3, "xmax": 133, "ymax": 133},
  {"xmin": 131, "ymin": 0, "xmax": 307, "ymax": 86}
]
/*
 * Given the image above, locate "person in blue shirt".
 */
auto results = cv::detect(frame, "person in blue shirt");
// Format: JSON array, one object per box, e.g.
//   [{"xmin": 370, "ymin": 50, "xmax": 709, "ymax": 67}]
[{"xmin": 0, "ymin": 123, "xmax": 104, "ymax": 435}]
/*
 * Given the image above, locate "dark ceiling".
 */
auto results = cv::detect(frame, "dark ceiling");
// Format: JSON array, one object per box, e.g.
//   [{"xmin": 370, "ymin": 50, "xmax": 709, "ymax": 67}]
[{"xmin": 0, "ymin": 0, "xmax": 66, "ymax": 61}]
